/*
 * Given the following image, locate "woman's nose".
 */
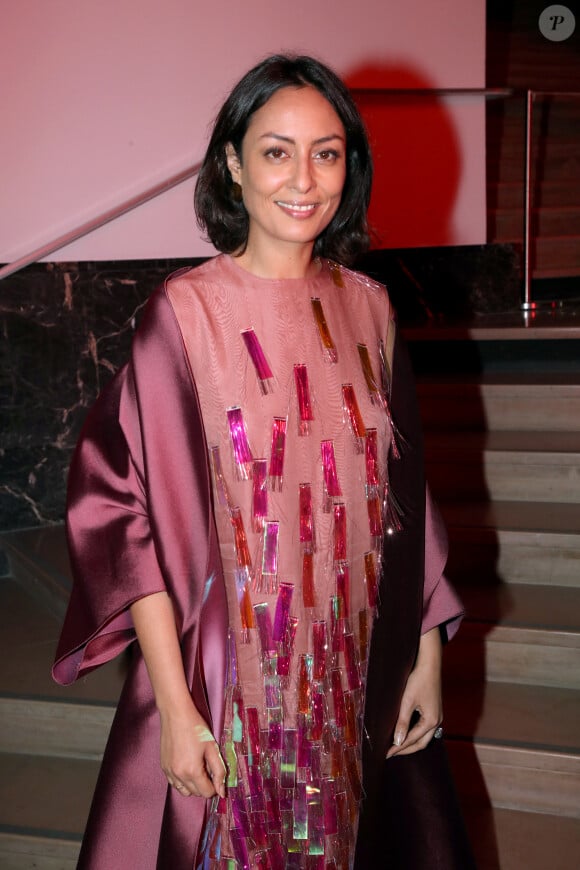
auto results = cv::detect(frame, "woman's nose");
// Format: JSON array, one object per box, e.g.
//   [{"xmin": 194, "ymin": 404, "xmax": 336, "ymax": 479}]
[{"xmin": 289, "ymin": 156, "xmax": 314, "ymax": 192}]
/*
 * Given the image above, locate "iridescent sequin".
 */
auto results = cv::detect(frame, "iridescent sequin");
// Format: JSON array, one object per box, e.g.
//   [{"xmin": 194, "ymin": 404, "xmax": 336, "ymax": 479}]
[
  {"xmin": 241, "ymin": 328, "xmax": 274, "ymax": 394},
  {"xmin": 294, "ymin": 364, "xmax": 314, "ymax": 435}
]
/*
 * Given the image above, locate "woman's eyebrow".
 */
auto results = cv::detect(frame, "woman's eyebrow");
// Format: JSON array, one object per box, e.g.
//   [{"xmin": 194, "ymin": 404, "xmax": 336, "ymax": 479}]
[{"xmin": 258, "ymin": 132, "xmax": 345, "ymax": 145}]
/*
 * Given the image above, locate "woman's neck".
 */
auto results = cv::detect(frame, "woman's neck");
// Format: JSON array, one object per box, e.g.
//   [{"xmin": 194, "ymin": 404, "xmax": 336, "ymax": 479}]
[{"xmin": 232, "ymin": 240, "xmax": 318, "ymax": 280}]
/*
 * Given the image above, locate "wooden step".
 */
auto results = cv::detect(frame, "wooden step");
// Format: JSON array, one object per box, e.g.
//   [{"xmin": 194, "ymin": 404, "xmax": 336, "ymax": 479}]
[
  {"xmin": 0, "ymin": 697, "xmax": 114, "ymax": 760},
  {"xmin": 494, "ymin": 206, "xmax": 580, "ymax": 239},
  {"xmin": 0, "ymin": 832, "xmax": 79, "ymax": 870},
  {"xmin": 443, "ymin": 681, "xmax": 580, "ymax": 817},
  {"xmin": 487, "ymin": 111, "xmax": 580, "ymax": 139},
  {"xmin": 0, "ymin": 575, "xmax": 125, "ymax": 704},
  {"xmin": 488, "ymin": 97, "xmax": 580, "ymax": 122},
  {"xmin": 491, "ymin": 154, "xmax": 580, "ymax": 183},
  {"xmin": 446, "ymin": 621, "xmax": 580, "ymax": 689},
  {"xmin": 461, "ymin": 803, "xmax": 580, "ymax": 870},
  {"xmin": 488, "ymin": 179, "xmax": 580, "ymax": 209},
  {"xmin": 446, "ymin": 582, "xmax": 580, "ymax": 689},
  {"xmin": 425, "ymin": 431, "xmax": 580, "ymax": 503},
  {"xmin": 442, "ymin": 500, "xmax": 580, "ymax": 587},
  {"xmin": 0, "ymin": 526, "xmax": 72, "ymax": 620},
  {"xmin": 0, "ymin": 753, "xmax": 96, "ymax": 870},
  {"xmin": 416, "ymin": 375, "xmax": 580, "ymax": 432},
  {"xmin": 491, "ymin": 237, "xmax": 580, "ymax": 277},
  {"xmin": 459, "ymin": 581, "xmax": 580, "ymax": 631},
  {"xmin": 491, "ymin": 140, "xmax": 580, "ymax": 166}
]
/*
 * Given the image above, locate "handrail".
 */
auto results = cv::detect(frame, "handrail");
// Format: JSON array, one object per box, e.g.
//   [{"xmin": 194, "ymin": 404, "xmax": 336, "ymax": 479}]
[
  {"xmin": 0, "ymin": 162, "xmax": 201, "ymax": 281},
  {"xmin": 522, "ymin": 89, "xmax": 580, "ymax": 310},
  {"xmin": 2, "ymin": 87, "xmax": 579, "ymax": 293},
  {"xmin": 351, "ymin": 87, "xmax": 515, "ymax": 97},
  {"xmin": 0, "ymin": 87, "xmax": 513, "ymax": 283},
  {"xmin": 523, "ymin": 89, "xmax": 534, "ymax": 309}
]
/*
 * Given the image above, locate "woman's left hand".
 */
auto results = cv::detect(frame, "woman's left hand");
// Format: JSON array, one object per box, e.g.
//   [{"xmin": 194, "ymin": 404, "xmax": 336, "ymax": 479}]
[{"xmin": 386, "ymin": 626, "xmax": 443, "ymax": 759}]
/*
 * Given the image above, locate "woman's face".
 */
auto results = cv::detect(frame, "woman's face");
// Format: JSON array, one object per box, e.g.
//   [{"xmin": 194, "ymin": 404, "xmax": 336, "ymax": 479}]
[{"xmin": 226, "ymin": 86, "xmax": 347, "ymax": 257}]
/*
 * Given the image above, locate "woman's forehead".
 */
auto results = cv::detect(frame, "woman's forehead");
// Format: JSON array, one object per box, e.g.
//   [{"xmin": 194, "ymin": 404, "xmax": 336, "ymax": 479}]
[{"xmin": 244, "ymin": 86, "xmax": 345, "ymax": 142}]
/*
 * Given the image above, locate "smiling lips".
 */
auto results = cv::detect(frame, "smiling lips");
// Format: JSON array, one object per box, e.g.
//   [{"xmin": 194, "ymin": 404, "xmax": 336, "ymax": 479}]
[{"xmin": 275, "ymin": 200, "xmax": 319, "ymax": 217}]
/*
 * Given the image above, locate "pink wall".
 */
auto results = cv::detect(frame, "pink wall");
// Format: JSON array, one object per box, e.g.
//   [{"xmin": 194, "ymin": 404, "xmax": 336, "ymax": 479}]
[{"xmin": 0, "ymin": 0, "xmax": 485, "ymax": 262}]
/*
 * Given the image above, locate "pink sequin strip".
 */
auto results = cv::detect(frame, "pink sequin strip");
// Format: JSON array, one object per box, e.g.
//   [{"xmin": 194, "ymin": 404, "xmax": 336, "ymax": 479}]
[
  {"xmin": 359, "ymin": 609, "xmax": 369, "ymax": 663},
  {"xmin": 231, "ymin": 507, "xmax": 252, "ymax": 570},
  {"xmin": 312, "ymin": 620, "xmax": 328, "ymax": 680},
  {"xmin": 333, "ymin": 503, "xmax": 347, "ymax": 563},
  {"xmin": 268, "ymin": 417, "xmax": 287, "ymax": 491},
  {"xmin": 277, "ymin": 614, "xmax": 298, "ymax": 678},
  {"xmin": 226, "ymin": 406, "xmax": 253, "ymax": 480},
  {"xmin": 298, "ymin": 654, "xmax": 313, "ymax": 715},
  {"xmin": 336, "ymin": 562, "xmax": 350, "ymax": 618},
  {"xmin": 299, "ymin": 483, "xmax": 315, "ymax": 550},
  {"xmin": 343, "ymin": 633, "xmax": 362, "ymax": 690},
  {"xmin": 379, "ymin": 337, "xmax": 392, "ymax": 397},
  {"xmin": 247, "ymin": 707, "xmax": 261, "ymax": 765},
  {"xmin": 320, "ymin": 439, "xmax": 342, "ymax": 509},
  {"xmin": 252, "ymin": 459, "xmax": 268, "ymax": 532},
  {"xmin": 329, "ymin": 261, "xmax": 345, "ymax": 288},
  {"xmin": 272, "ymin": 582, "xmax": 293, "ymax": 643},
  {"xmin": 364, "ymin": 551, "xmax": 379, "ymax": 609},
  {"xmin": 331, "ymin": 669, "xmax": 346, "ymax": 727},
  {"xmin": 241, "ymin": 328, "xmax": 274, "ymax": 394},
  {"xmin": 367, "ymin": 493, "xmax": 383, "ymax": 541},
  {"xmin": 293, "ymin": 364, "xmax": 314, "ymax": 435},
  {"xmin": 253, "ymin": 602, "xmax": 274, "ymax": 658},
  {"xmin": 357, "ymin": 343, "xmax": 383, "ymax": 407},
  {"xmin": 384, "ymin": 476, "xmax": 404, "ymax": 534},
  {"xmin": 252, "ymin": 521, "xmax": 280, "ymax": 595},
  {"xmin": 322, "ymin": 778, "xmax": 339, "ymax": 834},
  {"xmin": 311, "ymin": 297, "xmax": 338, "ymax": 363},
  {"xmin": 302, "ymin": 551, "xmax": 315, "ymax": 608},
  {"xmin": 378, "ymin": 339, "xmax": 402, "ymax": 460},
  {"xmin": 330, "ymin": 594, "xmax": 345, "ymax": 652},
  {"xmin": 235, "ymin": 570, "xmax": 254, "ymax": 643},
  {"xmin": 210, "ymin": 445, "xmax": 232, "ymax": 511},
  {"xmin": 365, "ymin": 428, "xmax": 380, "ymax": 489},
  {"xmin": 341, "ymin": 383, "xmax": 366, "ymax": 453}
]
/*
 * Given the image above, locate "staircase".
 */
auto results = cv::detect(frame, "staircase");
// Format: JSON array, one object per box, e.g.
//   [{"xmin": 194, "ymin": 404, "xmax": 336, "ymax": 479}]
[
  {"xmin": 412, "ymin": 323, "xmax": 580, "ymax": 869},
  {"xmin": 1, "ymin": 328, "xmax": 580, "ymax": 868},
  {"xmin": 487, "ymin": 95, "xmax": 580, "ymax": 282},
  {"xmin": 0, "ymin": 529, "xmax": 123, "ymax": 869},
  {"xmin": 486, "ymin": 0, "xmax": 580, "ymax": 285}
]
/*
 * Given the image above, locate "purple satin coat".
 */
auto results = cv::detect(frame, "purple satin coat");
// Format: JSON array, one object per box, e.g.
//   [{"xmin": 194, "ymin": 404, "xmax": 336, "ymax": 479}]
[{"xmin": 53, "ymin": 278, "xmax": 461, "ymax": 869}]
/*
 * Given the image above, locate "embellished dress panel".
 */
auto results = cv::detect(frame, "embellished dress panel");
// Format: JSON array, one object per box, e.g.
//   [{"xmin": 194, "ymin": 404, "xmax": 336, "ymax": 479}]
[{"xmin": 167, "ymin": 254, "xmax": 397, "ymax": 870}]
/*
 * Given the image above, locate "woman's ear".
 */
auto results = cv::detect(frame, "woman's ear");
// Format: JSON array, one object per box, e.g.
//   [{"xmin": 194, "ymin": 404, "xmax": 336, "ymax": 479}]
[{"xmin": 225, "ymin": 143, "xmax": 242, "ymax": 183}]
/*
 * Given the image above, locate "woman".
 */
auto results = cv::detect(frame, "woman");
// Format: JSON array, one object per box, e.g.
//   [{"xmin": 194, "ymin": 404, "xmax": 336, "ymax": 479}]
[{"xmin": 54, "ymin": 55, "xmax": 471, "ymax": 869}]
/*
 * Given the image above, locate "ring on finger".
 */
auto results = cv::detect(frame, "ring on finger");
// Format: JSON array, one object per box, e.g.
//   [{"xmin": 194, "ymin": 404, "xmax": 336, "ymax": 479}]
[{"xmin": 433, "ymin": 726, "xmax": 443, "ymax": 740}]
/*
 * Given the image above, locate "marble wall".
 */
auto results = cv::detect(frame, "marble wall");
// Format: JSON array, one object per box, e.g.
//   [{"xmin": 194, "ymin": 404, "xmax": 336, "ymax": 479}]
[
  {"xmin": 0, "ymin": 245, "xmax": 520, "ymax": 532},
  {"xmin": 0, "ymin": 258, "xmax": 200, "ymax": 530}
]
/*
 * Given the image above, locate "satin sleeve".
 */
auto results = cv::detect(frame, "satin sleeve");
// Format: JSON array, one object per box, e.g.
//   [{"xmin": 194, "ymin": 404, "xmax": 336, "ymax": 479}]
[
  {"xmin": 421, "ymin": 485, "xmax": 464, "ymax": 641},
  {"xmin": 52, "ymin": 362, "xmax": 167, "ymax": 685}
]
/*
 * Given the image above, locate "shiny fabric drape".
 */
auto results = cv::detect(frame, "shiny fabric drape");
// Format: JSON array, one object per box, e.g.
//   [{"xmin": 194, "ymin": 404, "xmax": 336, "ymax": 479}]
[
  {"xmin": 53, "ymin": 281, "xmax": 228, "ymax": 868},
  {"xmin": 53, "ymin": 279, "xmax": 464, "ymax": 869}
]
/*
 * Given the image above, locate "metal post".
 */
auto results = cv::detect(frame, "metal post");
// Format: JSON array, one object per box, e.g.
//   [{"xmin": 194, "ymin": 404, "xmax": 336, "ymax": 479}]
[{"xmin": 522, "ymin": 89, "xmax": 534, "ymax": 310}]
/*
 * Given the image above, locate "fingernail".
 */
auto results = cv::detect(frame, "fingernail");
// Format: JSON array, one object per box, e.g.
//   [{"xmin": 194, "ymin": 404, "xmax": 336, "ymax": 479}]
[{"xmin": 394, "ymin": 731, "xmax": 404, "ymax": 747}]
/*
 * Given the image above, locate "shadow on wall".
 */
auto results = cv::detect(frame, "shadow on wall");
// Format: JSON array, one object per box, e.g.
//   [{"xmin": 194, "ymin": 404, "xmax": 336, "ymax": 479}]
[{"xmin": 344, "ymin": 63, "xmax": 462, "ymax": 248}]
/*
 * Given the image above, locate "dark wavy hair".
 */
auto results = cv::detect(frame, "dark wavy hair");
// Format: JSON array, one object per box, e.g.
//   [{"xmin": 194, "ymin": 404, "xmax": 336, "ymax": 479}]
[{"xmin": 194, "ymin": 55, "xmax": 373, "ymax": 265}]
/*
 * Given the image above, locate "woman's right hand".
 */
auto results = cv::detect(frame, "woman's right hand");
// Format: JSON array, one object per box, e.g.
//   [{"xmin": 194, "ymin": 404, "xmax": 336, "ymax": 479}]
[
  {"xmin": 129, "ymin": 591, "xmax": 227, "ymax": 800},
  {"xmin": 160, "ymin": 702, "xmax": 226, "ymax": 799}
]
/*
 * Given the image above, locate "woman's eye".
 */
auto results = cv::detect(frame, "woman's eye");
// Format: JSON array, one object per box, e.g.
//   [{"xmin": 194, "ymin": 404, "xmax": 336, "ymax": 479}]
[
  {"xmin": 316, "ymin": 149, "xmax": 339, "ymax": 163},
  {"xmin": 265, "ymin": 147, "xmax": 286, "ymax": 160}
]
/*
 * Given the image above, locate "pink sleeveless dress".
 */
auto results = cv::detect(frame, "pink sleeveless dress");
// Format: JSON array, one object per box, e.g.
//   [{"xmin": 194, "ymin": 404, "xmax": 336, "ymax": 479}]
[{"xmin": 167, "ymin": 253, "xmax": 398, "ymax": 869}]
